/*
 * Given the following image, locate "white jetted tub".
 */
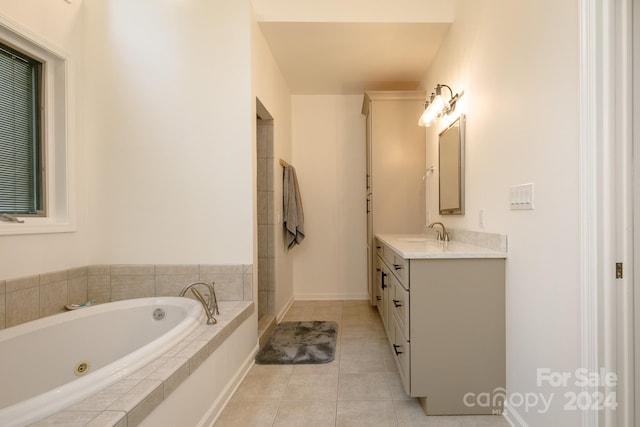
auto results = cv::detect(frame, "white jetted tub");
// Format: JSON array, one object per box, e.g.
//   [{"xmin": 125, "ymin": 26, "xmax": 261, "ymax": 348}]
[{"xmin": 0, "ymin": 297, "xmax": 205, "ymax": 427}]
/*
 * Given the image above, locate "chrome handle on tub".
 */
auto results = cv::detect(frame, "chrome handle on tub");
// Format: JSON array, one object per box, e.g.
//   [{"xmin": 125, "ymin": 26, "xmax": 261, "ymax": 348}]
[
  {"xmin": 393, "ymin": 344, "xmax": 403, "ymax": 355},
  {"xmin": 393, "ymin": 299, "xmax": 402, "ymax": 308}
]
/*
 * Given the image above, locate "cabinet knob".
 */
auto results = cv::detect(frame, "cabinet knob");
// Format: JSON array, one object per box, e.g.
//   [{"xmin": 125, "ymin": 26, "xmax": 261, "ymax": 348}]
[
  {"xmin": 393, "ymin": 299, "xmax": 402, "ymax": 308},
  {"xmin": 393, "ymin": 264, "xmax": 403, "ymax": 270},
  {"xmin": 376, "ymin": 296, "xmax": 382, "ymax": 301},
  {"xmin": 393, "ymin": 344, "xmax": 403, "ymax": 355}
]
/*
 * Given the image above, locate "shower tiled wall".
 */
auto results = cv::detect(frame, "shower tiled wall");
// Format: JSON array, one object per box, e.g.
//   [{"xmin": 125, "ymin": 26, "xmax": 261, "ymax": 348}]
[
  {"xmin": 0, "ymin": 264, "xmax": 253, "ymax": 330},
  {"xmin": 257, "ymin": 118, "xmax": 275, "ymax": 319}
]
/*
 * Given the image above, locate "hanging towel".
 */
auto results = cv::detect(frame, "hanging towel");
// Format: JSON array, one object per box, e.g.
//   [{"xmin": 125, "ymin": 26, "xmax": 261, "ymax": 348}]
[{"xmin": 283, "ymin": 164, "xmax": 305, "ymax": 249}]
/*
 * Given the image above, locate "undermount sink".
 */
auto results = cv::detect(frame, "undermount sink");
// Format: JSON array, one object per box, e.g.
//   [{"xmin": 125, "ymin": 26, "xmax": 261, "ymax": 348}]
[{"xmin": 399, "ymin": 237, "xmax": 433, "ymax": 243}]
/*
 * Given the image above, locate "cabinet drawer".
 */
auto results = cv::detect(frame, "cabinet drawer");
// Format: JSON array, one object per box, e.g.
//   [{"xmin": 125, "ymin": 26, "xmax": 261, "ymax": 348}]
[
  {"xmin": 381, "ymin": 244, "xmax": 408, "ymax": 286},
  {"xmin": 391, "ymin": 317, "xmax": 410, "ymax": 395},
  {"xmin": 390, "ymin": 275, "xmax": 410, "ymax": 339},
  {"xmin": 375, "ymin": 239, "xmax": 384, "ymax": 257},
  {"xmin": 391, "ymin": 256, "xmax": 409, "ymax": 284},
  {"xmin": 382, "ymin": 243, "xmax": 396, "ymax": 268}
]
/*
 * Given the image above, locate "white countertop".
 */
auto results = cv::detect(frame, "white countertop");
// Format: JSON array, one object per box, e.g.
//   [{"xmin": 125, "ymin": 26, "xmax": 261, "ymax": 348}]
[{"xmin": 376, "ymin": 234, "xmax": 508, "ymax": 259}]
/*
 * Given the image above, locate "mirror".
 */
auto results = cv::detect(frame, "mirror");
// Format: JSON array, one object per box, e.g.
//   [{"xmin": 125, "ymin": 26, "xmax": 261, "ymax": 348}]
[{"xmin": 439, "ymin": 114, "xmax": 465, "ymax": 215}]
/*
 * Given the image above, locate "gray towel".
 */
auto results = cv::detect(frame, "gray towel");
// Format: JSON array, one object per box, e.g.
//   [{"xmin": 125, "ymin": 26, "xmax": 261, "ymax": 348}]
[{"xmin": 283, "ymin": 165, "xmax": 305, "ymax": 249}]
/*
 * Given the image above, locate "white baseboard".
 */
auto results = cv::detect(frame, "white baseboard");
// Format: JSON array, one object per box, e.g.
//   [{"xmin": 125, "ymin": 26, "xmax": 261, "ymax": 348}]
[
  {"xmin": 294, "ymin": 293, "xmax": 369, "ymax": 301},
  {"xmin": 277, "ymin": 295, "xmax": 295, "ymax": 322},
  {"xmin": 277, "ymin": 294, "xmax": 370, "ymax": 322}
]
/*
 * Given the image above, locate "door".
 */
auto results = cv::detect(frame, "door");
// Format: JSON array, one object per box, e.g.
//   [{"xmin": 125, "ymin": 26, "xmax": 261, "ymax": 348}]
[{"xmin": 366, "ymin": 104, "xmax": 374, "ymax": 305}]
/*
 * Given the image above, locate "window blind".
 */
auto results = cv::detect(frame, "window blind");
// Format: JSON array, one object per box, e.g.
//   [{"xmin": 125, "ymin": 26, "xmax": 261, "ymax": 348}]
[{"xmin": 0, "ymin": 43, "xmax": 41, "ymax": 215}]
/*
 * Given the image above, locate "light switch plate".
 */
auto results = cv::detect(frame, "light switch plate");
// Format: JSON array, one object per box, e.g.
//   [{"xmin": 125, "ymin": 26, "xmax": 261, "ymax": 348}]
[{"xmin": 510, "ymin": 183, "xmax": 534, "ymax": 210}]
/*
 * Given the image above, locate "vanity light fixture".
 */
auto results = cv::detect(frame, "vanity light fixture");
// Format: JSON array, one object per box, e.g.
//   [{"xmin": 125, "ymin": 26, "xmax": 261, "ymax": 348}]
[{"xmin": 418, "ymin": 84, "xmax": 462, "ymax": 127}]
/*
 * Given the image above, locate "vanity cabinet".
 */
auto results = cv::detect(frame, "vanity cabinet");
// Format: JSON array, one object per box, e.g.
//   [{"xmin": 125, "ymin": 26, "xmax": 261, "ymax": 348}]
[{"xmin": 375, "ymin": 238, "xmax": 505, "ymax": 416}]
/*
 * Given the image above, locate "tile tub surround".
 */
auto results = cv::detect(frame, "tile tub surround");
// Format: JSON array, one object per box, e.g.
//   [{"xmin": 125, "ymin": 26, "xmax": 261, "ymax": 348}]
[
  {"xmin": 0, "ymin": 264, "xmax": 253, "ymax": 330},
  {"xmin": 30, "ymin": 300, "xmax": 254, "ymax": 427}
]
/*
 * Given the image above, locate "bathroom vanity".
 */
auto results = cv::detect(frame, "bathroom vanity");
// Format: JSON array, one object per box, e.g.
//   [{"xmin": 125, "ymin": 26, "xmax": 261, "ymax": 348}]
[{"xmin": 375, "ymin": 234, "xmax": 506, "ymax": 415}]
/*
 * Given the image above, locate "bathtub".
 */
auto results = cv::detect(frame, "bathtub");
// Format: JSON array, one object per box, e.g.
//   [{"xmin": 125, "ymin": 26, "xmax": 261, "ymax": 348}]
[{"xmin": 0, "ymin": 297, "xmax": 205, "ymax": 427}]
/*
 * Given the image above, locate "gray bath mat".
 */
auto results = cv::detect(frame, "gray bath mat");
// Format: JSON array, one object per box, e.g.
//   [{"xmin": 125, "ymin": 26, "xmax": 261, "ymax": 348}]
[{"xmin": 255, "ymin": 321, "xmax": 337, "ymax": 365}]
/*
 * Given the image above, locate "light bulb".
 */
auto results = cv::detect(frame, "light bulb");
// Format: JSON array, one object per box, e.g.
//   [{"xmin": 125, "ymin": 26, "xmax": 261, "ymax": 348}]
[{"xmin": 430, "ymin": 95, "xmax": 447, "ymax": 116}]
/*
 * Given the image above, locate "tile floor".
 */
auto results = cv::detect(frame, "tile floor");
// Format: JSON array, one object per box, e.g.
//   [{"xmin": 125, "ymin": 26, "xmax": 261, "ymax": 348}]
[{"xmin": 214, "ymin": 300, "xmax": 510, "ymax": 427}]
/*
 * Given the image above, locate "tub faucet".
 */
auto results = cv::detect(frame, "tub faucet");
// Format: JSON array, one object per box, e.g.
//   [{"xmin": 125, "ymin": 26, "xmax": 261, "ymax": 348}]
[
  {"xmin": 179, "ymin": 281, "xmax": 219, "ymax": 325},
  {"xmin": 428, "ymin": 221, "xmax": 449, "ymax": 242}
]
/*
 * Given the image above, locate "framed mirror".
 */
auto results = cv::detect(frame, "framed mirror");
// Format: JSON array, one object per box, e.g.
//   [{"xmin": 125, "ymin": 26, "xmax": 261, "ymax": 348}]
[{"xmin": 439, "ymin": 114, "xmax": 465, "ymax": 215}]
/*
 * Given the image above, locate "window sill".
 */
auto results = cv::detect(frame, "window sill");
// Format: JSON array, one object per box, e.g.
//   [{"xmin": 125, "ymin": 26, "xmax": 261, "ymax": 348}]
[{"xmin": 0, "ymin": 218, "xmax": 76, "ymax": 236}]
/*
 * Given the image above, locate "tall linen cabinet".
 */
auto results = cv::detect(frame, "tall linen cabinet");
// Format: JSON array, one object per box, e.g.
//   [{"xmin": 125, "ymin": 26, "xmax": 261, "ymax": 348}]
[{"xmin": 362, "ymin": 91, "xmax": 426, "ymax": 306}]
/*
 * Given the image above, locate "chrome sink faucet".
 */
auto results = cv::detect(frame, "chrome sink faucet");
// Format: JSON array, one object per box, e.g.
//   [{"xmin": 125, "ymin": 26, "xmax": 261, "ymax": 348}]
[
  {"xmin": 428, "ymin": 221, "xmax": 450, "ymax": 242},
  {"xmin": 179, "ymin": 281, "xmax": 219, "ymax": 325}
]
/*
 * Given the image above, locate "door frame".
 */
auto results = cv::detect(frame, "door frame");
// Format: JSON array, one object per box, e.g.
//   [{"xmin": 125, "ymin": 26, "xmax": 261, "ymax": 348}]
[{"xmin": 579, "ymin": 0, "xmax": 634, "ymax": 425}]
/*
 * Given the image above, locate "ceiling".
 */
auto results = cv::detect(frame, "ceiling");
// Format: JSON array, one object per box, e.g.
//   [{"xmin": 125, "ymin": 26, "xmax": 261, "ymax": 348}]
[{"xmin": 258, "ymin": 22, "xmax": 451, "ymax": 94}]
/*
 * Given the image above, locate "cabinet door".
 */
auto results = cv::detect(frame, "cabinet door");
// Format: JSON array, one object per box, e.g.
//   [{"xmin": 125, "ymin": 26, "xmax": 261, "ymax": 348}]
[
  {"xmin": 375, "ymin": 255, "xmax": 390, "ymax": 333},
  {"xmin": 370, "ymin": 98, "xmax": 426, "ymax": 234},
  {"xmin": 366, "ymin": 110, "xmax": 374, "ymax": 305},
  {"xmin": 390, "ymin": 274, "xmax": 410, "ymax": 339},
  {"xmin": 391, "ymin": 316, "xmax": 411, "ymax": 395},
  {"xmin": 409, "ymin": 258, "xmax": 505, "ymax": 414},
  {"xmin": 374, "ymin": 255, "xmax": 383, "ymax": 314},
  {"xmin": 381, "ymin": 267, "xmax": 389, "ymax": 333}
]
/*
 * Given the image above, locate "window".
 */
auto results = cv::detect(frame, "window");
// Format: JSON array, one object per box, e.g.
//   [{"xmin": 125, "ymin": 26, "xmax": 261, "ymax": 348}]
[
  {"xmin": 0, "ymin": 42, "xmax": 44, "ymax": 216},
  {"xmin": 0, "ymin": 17, "xmax": 75, "ymax": 235}
]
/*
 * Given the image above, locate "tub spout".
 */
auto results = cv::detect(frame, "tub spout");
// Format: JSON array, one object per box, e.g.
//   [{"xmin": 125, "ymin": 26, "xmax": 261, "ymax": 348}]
[
  {"xmin": 189, "ymin": 288, "xmax": 217, "ymax": 325},
  {"xmin": 179, "ymin": 281, "xmax": 219, "ymax": 325}
]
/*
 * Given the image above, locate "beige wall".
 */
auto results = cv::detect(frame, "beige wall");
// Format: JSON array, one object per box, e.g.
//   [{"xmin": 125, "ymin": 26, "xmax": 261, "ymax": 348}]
[
  {"xmin": 291, "ymin": 95, "xmax": 367, "ymax": 300},
  {"xmin": 422, "ymin": 1, "xmax": 581, "ymax": 424},
  {"xmin": 0, "ymin": 0, "xmax": 294, "ymax": 320},
  {"xmin": 0, "ymin": 0, "xmax": 88, "ymax": 279},
  {"xmin": 0, "ymin": 0, "xmax": 258, "ymax": 268},
  {"xmin": 83, "ymin": 0, "xmax": 254, "ymax": 265},
  {"xmin": 251, "ymin": 10, "xmax": 295, "ymax": 318}
]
